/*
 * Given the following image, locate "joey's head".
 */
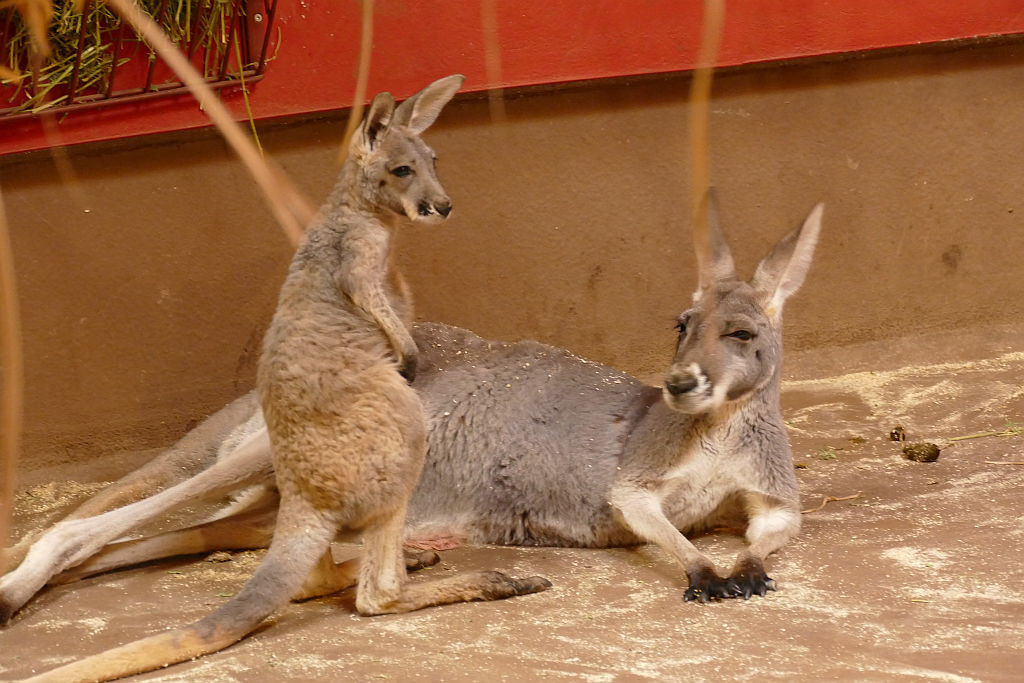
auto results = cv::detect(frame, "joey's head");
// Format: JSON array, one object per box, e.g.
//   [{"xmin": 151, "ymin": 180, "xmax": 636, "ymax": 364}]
[
  {"xmin": 347, "ymin": 74, "xmax": 465, "ymax": 224},
  {"xmin": 663, "ymin": 197, "xmax": 824, "ymax": 415}
]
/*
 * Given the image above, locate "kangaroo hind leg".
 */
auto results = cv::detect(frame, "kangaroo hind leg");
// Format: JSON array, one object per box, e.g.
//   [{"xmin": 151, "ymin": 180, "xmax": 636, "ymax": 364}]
[
  {"xmin": 50, "ymin": 501, "xmax": 279, "ymax": 586},
  {"xmin": 355, "ymin": 507, "xmax": 551, "ymax": 617},
  {"xmin": 0, "ymin": 428, "xmax": 273, "ymax": 625},
  {"xmin": 292, "ymin": 545, "xmax": 440, "ymax": 603},
  {"xmin": 3, "ymin": 399, "xmax": 260, "ymax": 576},
  {"xmin": 25, "ymin": 493, "xmax": 335, "ymax": 683}
]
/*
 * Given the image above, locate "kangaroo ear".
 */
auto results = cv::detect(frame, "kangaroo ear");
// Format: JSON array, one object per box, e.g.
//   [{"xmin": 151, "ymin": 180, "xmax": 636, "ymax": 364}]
[
  {"xmin": 751, "ymin": 203, "xmax": 824, "ymax": 319},
  {"xmin": 351, "ymin": 91, "xmax": 396, "ymax": 156},
  {"xmin": 694, "ymin": 188, "xmax": 737, "ymax": 295},
  {"xmin": 392, "ymin": 74, "xmax": 465, "ymax": 134}
]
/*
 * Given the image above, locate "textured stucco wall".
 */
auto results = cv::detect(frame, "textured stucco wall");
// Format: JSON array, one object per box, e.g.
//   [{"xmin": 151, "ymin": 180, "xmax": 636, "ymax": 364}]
[{"xmin": 3, "ymin": 39, "xmax": 1023, "ymax": 468}]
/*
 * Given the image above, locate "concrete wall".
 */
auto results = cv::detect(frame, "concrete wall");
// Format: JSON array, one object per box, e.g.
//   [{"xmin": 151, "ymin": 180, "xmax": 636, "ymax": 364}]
[{"xmin": 3, "ymin": 38, "xmax": 1023, "ymax": 469}]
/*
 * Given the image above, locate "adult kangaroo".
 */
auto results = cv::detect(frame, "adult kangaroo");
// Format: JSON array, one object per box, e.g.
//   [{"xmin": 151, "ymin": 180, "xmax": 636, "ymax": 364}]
[{"xmin": 2, "ymin": 208, "xmax": 822, "ymax": 624}]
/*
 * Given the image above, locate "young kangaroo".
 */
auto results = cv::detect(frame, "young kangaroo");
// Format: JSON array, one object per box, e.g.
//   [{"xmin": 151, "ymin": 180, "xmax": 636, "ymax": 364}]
[{"xmin": 18, "ymin": 74, "xmax": 549, "ymax": 683}]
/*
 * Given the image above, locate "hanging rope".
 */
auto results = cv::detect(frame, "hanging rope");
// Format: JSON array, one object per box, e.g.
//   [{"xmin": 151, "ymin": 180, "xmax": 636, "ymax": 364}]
[
  {"xmin": 480, "ymin": 0, "xmax": 506, "ymax": 124},
  {"xmin": 338, "ymin": 0, "xmax": 375, "ymax": 161},
  {"xmin": 688, "ymin": 0, "xmax": 726, "ymax": 281},
  {"xmin": 0, "ymin": 188, "xmax": 23, "ymax": 565}
]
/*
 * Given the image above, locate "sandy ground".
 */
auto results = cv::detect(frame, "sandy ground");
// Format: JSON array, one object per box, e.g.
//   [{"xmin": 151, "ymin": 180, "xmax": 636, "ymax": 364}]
[{"xmin": 1, "ymin": 324, "xmax": 1022, "ymax": 682}]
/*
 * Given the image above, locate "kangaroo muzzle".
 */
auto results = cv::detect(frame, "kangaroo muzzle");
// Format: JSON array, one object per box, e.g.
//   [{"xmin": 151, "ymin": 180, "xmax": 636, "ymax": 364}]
[
  {"xmin": 665, "ymin": 374, "xmax": 699, "ymax": 396},
  {"xmin": 663, "ymin": 363, "xmax": 722, "ymax": 414},
  {"xmin": 665, "ymin": 363, "xmax": 710, "ymax": 398},
  {"xmin": 417, "ymin": 199, "xmax": 453, "ymax": 219}
]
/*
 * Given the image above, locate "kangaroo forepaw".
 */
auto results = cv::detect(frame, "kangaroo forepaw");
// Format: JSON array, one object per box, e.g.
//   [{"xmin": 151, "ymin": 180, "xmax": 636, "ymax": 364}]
[
  {"xmin": 405, "ymin": 550, "xmax": 440, "ymax": 572},
  {"xmin": 725, "ymin": 574, "xmax": 776, "ymax": 600},
  {"xmin": 725, "ymin": 559, "xmax": 777, "ymax": 600},
  {"xmin": 398, "ymin": 353, "xmax": 418, "ymax": 383},
  {"xmin": 683, "ymin": 566, "xmax": 738, "ymax": 603}
]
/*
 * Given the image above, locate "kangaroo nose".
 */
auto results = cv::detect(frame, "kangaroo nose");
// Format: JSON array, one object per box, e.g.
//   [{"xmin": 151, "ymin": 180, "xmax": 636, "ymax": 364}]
[
  {"xmin": 436, "ymin": 202, "xmax": 452, "ymax": 218},
  {"xmin": 665, "ymin": 375, "xmax": 699, "ymax": 396}
]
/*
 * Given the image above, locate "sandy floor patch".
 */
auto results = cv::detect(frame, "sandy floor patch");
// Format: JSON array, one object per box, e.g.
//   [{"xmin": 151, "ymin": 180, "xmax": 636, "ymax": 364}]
[{"xmin": 2, "ymin": 327, "xmax": 1022, "ymax": 681}]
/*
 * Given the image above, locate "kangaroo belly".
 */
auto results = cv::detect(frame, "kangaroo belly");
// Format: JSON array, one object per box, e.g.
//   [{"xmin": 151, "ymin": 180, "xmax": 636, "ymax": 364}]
[
  {"xmin": 266, "ymin": 361, "xmax": 426, "ymax": 517},
  {"xmin": 406, "ymin": 322, "xmax": 651, "ymax": 549}
]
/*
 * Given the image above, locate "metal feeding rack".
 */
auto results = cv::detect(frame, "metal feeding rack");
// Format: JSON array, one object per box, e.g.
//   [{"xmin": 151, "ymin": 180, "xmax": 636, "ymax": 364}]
[{"xmin": 0, "ymin": 0, "xmax": 278, "ymax": 121}]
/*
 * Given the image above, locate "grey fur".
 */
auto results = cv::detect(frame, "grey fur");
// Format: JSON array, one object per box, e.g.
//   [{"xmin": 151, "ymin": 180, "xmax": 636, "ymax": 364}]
[{"xmin": 0, "ymin": 177, "xmax": 823, "ymax": 619}]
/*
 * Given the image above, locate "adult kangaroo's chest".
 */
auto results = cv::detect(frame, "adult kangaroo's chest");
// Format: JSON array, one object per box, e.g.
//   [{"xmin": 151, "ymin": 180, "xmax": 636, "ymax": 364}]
[{"xmin": 654, "ymin": 434, "xmax": 743, "ymax": 531}]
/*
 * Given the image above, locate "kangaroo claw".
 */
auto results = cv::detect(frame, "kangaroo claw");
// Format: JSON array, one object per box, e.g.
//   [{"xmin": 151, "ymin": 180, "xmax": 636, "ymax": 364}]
[
  {"xmin": 725, "ymin": 558, "xmax": 777, "ymax": 600},
  {"xmin": 684, "ymin": 566, "xmax": 740, "ymax": 603}
]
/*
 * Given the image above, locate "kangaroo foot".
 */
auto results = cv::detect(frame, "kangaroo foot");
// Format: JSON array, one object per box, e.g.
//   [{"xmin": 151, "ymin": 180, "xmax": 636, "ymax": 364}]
[
  {"xmin": 480, "ymin": 571, "xmax": 552, "ymax": 600},
  {"xmin": 683, "ymin": 565, "xmax": 738, "ymax": 603},
  {"xmin": 0, "ymin": 595, "xmax": 17, "ymax": 626},
  {"xmin": 511, "ymin": 575, "xmax": 552, "ymax": 596},
  {"xmin": 725, "ymin": 558, "xmax": 777, "ymax": 600},
  {"xmin": 0, "ymin": 575, "xmax": 31, "ymax": 625}
]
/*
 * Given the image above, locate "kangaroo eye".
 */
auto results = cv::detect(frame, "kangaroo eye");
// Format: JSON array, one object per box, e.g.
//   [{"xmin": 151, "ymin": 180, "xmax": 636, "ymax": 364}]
[
  {"xmin": 674, "ymin": 317, "xmax": 689, "ymax": 335},
  {"xmin": 726, "ymin": 330, "xmax": 754, "ymax": 341},
  {"xmin": 391, "ymin": 166, "xmax": 412, "ymax": 177}
]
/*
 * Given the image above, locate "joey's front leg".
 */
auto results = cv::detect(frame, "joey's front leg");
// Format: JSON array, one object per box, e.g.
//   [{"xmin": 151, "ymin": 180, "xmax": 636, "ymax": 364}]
[
  {"xmin": 374, "ymin": 320, "xmax": 418, "ymax": 381},
  {"xmin": 349, "ymin": 287, "xmax": 417, "ymax": 376},
  {"xmin": 343, "ymin": 257, "xmax": 418, "ymax": 380},
  {"xmin": 348, "ymin": 286, "xmax": 418, "ymax": 380},
  {"xmin": 395, "ymin": 334, "xmax": 419, "ymax": 382},
  {"xmin": 610, "ymin": 484, "xmax": 737, "ymax": 603}
]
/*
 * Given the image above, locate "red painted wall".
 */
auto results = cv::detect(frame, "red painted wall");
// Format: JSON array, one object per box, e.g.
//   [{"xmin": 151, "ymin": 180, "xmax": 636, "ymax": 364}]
[{"xmin": 2, "ymin": 0, "xmax": 1024, "ymax": 156}]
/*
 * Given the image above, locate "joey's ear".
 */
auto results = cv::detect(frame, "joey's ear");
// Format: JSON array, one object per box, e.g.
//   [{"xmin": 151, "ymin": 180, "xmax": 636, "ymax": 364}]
[
  {"xmin": 694, "ymin": 188, "xmax": 737, "ymax": 295},
  {"xmin": 751, "ymin": 203, "xmax": 824, "ymax": 319},
  {"xmin": 392, "ymin": 74, "xmax": 465, "ymax": 134},
  {"xmin": 351, "ymin": 91, "xmax": 396, "ymax": 156}
]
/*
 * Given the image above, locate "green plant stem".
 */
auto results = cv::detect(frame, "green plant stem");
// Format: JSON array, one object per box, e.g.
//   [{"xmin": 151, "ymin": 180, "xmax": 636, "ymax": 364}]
[
  {"xmin": 947, "ymin": 427, "xmax": 1024, "ymax": 443},
  {"xmin": 232, "ymin": 30, "xmax": 261, "ymax": 155}
]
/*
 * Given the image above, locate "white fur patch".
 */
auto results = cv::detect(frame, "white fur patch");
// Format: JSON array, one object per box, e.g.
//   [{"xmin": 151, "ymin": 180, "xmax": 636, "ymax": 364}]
[
  {"xmin": 710, "ymin": 379, "xmax": 730, "ymax": 409},
  {"xmin": 688, "ymin": 363, "xmax": 711, "ymax": 396},
  {"xmin": 660, "ymin": 446, "xmax": 715, "ymax": 489},
  {"xmin": 746, "ymin": 507, "xmax": 799, "ymax": 543}
]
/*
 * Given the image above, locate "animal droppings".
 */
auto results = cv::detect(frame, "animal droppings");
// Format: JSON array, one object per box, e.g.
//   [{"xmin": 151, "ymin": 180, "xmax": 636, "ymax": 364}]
[
  {"xmin": 205, "ymin": 551, "xmax": 233, "ymax": 563},
  {"xmin": 902, "ymin": 443, "xmax": 940, "ymax": 462}
]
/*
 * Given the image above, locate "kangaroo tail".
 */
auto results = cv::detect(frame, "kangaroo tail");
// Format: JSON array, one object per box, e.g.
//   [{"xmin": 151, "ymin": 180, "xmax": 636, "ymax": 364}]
[{"xmin": 25, "ymin": 507, "xmax": 335, "ymax": 683}]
